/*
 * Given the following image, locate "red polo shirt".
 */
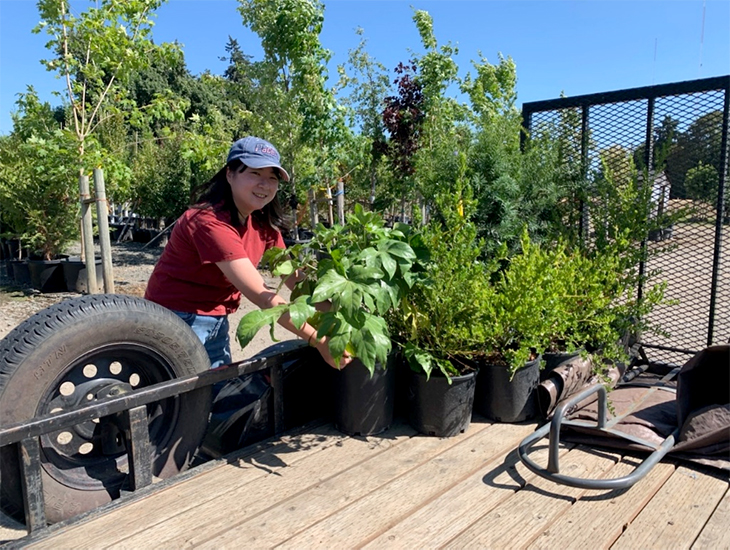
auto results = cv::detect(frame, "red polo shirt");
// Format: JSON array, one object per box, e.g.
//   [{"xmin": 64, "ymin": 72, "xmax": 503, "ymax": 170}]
[{"xmin": 145, "ymin": 207, "xmax": 285, "ymax": 315}]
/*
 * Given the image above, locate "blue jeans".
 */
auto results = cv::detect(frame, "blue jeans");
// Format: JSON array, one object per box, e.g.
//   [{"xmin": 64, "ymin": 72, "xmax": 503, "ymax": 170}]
[{"xmin": 172, "ymin": 310, "xmax": 232, "ymax": 369}]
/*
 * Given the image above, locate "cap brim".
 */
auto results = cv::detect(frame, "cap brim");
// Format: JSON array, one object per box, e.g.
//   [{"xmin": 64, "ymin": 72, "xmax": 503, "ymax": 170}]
[{"xmin": 245, "ymin": 158, "xmax": 290, "ymax": 182}]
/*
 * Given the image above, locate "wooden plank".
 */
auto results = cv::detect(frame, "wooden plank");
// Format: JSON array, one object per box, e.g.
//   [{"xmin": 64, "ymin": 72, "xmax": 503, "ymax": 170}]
[
  {"xmin": 82, "ymin": 424, "xmax": 416, "ymax": 549},
  {"xmin": 362, "ymin": 442, "xmax": 574, "ymax": 549},
  {"xmin": 28, "ymin": 423, "xmax": 375, "ymax": 549},
  {"xmin": 0, "ymin": 513, "xmax": 25, "ymax": 545},
  {"xmin": 194, "ymin": 421, "xmax": 494, "ymax": 548},
  {"xmin": 442, "ymin": 446, "xmax": 620, "ymax": 549},
  {"xmin": 4, "ymin": 422, "xmax": 324, "ymax": 546},
  {"xmin": 197, "ymin": 420, "xmax": 500, "ymax": 549},
  {"xmin": 613, "ymin": 465, "xmax": 729, "ymax": 550},
  {"xmin": 693, "ymin": 488, "xmax": 730, "ymax": 550},
  {"xmin": 271, "ymin": 421, "xmax": 537, "ymax": 549},
  {"xmin": 527, "ymin": 456, "xmax": 676, "ymax": 550}
]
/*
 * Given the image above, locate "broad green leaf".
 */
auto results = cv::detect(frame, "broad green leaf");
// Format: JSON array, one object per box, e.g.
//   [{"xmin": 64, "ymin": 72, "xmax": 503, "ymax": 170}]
[
  {"xmin": 378, "ymin": 251, "xmax": 397, "ymax": 279},
  {"xmin": 379, "ymin": 239, "xmax": 416, "ymax": 261},
  {"xmin": 288, "ymin": 297, "xmax": 316, "ymax": 329},
  {"xmin": 272, "ymin": 259, "xmax": 295, "ymax": 277},
  {"xmin": 236, "ymin": 304, "xmax": 287, "ymax": 348},
  {"xmin": 349, "ymin": 265, "xmax": 383, "ymax": 282},
  {"xmin": 310, "ymin": 270, "xmax": 350, "ymax": 302}
]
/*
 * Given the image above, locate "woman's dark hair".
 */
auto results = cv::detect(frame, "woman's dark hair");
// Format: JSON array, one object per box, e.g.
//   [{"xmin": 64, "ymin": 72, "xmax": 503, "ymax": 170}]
[{"xmin": 191, "ymin": 159, "xmax": 290, "ymax": 232}]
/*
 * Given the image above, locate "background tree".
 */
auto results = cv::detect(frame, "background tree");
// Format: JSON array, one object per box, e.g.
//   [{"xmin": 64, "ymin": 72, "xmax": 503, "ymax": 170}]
[
  {"xmin": 336, "ymin": 29, "xmax": 390, "ymax": 210},
  {"xmin": 0, "ymin": 89, "xmax": 78, "ymax": 259},
  {"xmin": 382, "ymin": 61, "xmax": 424, "ymax": 221},
  {"xmin": 236, "ymin": 0, "xmax": 348, "ymax": 228},
  {"xmin": 409, "ymin": 9, "xmax": 470, "ymax": 220}
]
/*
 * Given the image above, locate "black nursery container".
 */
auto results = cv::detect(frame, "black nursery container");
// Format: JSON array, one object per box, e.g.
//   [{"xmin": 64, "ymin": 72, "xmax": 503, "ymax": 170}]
[
  {"xmin": 62, "ymin": 257, "xmax": 103, "ymax": 293},
  {"xmin": 334, "ymin": 358, "xmax": 395, "ymax": 436},
  {"xmin": 28, "ymin": 259, "xmax": 66, "ymax": 293},
  {"xmin": 10, "ymin": 260, "xmax": 31, "ymax": 286},
  {"xmin": 475, "ymin": 356, "xmax": 541, "ymax": 423},
  {"xmin": 408, "ymin": 370, "xmax": 476, "ymax": 437}
]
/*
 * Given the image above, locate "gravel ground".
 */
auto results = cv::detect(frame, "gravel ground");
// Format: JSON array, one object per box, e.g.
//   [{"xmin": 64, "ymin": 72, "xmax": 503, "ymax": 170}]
[{"xmin": 0, "ymin": 240, "xmax": 296, "ymax": 359}]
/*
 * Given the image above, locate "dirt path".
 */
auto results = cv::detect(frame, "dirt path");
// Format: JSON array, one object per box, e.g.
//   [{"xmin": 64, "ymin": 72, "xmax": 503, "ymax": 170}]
[{"xmin": 0, "ymin": 241, "xmax": 296, "ymax": 359}]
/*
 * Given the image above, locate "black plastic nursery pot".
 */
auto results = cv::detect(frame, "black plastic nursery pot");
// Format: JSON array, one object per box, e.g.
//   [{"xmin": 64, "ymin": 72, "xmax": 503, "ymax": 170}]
[
  {"xmin": 407, "ymin": 369, "xmax": 477, "ymax": 437},
  {"xmin": 475, "ymin": 356, "xmax": 541, "ymax": 423},
  {"xmin": 28, "ymin": 259, "xmax": 66, "ymax": 293},
  {"xmin": 63, "ymin": 257, "xmax": 103, "ymax": 293},
  {"xmin": 10, "ymin": 260, "xmax": 31, "ymax": 286},
  {"xmin": 334, "ymin": 358, "xmax": 396, "ymax": 436}
]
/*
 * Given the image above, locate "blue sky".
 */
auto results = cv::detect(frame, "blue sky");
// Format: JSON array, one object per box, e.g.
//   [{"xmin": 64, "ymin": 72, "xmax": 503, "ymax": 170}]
[{"xmin": 0, "ymin": 0, "xmax": 728, "ymax": 135}]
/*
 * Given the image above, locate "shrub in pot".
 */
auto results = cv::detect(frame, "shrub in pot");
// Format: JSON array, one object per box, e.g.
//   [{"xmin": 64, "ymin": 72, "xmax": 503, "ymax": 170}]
[
  {"xmin": 388, "ymin": 182, "xmax": 488, "ymax": 436},
  {"xmin": 236, "ymin": 204, "xmax": 424, "ymax": 435},
  {"xmin": 472, "ymin": 230, "xmax": 561, "ymax": 423}
]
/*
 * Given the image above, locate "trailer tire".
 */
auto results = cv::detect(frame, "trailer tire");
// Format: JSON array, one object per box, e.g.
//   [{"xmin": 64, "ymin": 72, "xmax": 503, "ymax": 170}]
[{"xmin": 0, "ymin": 294, "xmax": 212, "ymax": 525}]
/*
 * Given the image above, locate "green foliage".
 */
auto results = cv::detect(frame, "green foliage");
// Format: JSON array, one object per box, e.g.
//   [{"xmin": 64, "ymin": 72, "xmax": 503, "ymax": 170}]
[
  {"xmin": 388, "ymin": 154, "xmax": 490, "ymax": 380},
  {"xmin": 0, "ymin": 90, "xmax": 80, "ymax": 259},
  {"xmin": 684, "ymin": 161, "xmax": 719, "ymax": 204},
  {"xmin": 236, "ymin": 204, "xmax": 424, "ymax": 374},
  {"xmin": 335, "ymin": 30, "xmax": 390, "ymax": 207},
  {"xmin": 236, "ymin": 0, "xmax": 349, "ymax": 207},
  {"xmin": 35, "ymin": 0, "xmax": 166, "ymax": 161},
  {"xmin": 477, "ymin": 232, "xmax": 557, "ymax": 374}
]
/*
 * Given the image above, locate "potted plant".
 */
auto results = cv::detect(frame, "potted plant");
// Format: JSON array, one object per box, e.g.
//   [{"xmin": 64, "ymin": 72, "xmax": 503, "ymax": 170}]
[
  {"xmin": 236, "ymin": 204, "xmax": 423, "ymax": 436},
  {"xmin": 0, "ymin": 99, "xmax": 81, "ymax": 292},
  {"xmin": 388, "ymin": 182, "xmax": 489, "ymax": 437},
  {"xmin": 471, "ymin": 229, "xmax": 562, "ymax": 423}
]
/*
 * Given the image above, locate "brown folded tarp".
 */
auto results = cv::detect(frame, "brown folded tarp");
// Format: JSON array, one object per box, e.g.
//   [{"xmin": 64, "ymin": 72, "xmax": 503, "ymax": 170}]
[{"xmin": 537, "ymin": 345, "xmax": 730, "ymax": 471}]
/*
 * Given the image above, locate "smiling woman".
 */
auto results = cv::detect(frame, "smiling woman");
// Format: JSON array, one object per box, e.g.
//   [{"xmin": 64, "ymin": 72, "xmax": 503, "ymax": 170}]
[{"xmin": 143, "ymin": 136, "xmax": 351, "ymax": 371}]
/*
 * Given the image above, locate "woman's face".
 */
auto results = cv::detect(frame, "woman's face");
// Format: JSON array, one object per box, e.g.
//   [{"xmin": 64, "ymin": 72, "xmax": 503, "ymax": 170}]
[{"xmin": 227, "ymin": 165, "xmax": 280, "ymax": 217}]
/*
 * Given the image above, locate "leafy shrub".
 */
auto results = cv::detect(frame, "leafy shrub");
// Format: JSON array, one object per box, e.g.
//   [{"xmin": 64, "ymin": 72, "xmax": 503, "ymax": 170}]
[{"xmin": 236, "ymin": 204, "xmax": 424, "ymax": 374}]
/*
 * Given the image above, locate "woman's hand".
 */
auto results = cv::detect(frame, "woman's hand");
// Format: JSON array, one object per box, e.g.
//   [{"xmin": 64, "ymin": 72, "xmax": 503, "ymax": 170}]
[{"xmin": 312, "ymin": 337, "xmax": 352, "ymax": 370}]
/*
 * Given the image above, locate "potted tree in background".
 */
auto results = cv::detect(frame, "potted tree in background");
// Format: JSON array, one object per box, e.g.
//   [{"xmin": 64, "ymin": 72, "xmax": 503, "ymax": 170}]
[
  {"xmin": 237, "ymin": 204, "xmax": 423, "ymax": 436},
  {"xmin": 0, "ymin": 93, "xmax": 80, "ymax": 292}
]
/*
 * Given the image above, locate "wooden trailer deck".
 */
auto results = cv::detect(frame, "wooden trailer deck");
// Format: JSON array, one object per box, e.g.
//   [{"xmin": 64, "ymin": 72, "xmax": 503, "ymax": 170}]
[{"xmin": 2, "ymin": 415, "xmax": 728, "ymax": 549}]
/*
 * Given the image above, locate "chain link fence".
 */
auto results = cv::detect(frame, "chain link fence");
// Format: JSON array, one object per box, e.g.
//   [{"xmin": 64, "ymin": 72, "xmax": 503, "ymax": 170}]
[{"xmin": 522, "ymin": 76, "xmax": 729, "ymax": 367}]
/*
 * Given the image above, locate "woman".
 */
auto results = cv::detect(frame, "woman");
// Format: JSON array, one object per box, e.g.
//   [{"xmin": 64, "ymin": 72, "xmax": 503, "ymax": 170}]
[{"xmin": 145, "ymin": 136, "xmax": 349, "ymax": 370}]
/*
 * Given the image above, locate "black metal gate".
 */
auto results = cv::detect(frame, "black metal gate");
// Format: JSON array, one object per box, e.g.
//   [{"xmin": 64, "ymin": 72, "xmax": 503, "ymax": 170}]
[{"xmin": 522, "ymin": 76, "xmax": 729, "ymax": 367}]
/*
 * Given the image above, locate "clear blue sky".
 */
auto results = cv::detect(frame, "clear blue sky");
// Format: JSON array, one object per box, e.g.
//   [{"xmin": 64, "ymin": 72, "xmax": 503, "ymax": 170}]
[{"xmin": 1, "ymin": 0, "xmax": 728, "ymax": 135}]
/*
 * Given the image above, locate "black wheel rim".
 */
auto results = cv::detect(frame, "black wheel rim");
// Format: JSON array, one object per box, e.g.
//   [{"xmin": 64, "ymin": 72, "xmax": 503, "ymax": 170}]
[{"xmin": 36, "ymin": 343, "xmax": 182, "ymax": 491}]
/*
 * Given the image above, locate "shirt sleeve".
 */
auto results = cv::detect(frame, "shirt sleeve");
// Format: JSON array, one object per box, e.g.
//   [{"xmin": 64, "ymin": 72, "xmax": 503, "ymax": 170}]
[{"xmin": 193, "ymin": 215, "xmax": 249, "ymax": 264}]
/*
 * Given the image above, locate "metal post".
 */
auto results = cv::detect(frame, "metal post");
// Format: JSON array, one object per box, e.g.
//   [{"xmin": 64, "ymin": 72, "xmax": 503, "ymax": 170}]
[
  {"xmin": 79, "ymin": 174, "xmax": 97, "ymax": 294},
  {"xmin": 19, "ymin": 437, "xmax": 46, "ymax": 532},
  {"xmin": 124, "ymin": 405, "xmax": 153, "ymax": 490},
  {"xmin": 337, "ymin": 179, "xmax": 345, "ymax": 225},
  {"xmin": 93, "ymin": 168, "xmax": 115, "ymax": 293},
  {"xmin": 706, "ymin": 81, "xmax": 729, "ymax": 346},
  {"xmin": 637, "ymin": 97, "xmax": 656, "ymax": 304},
  {"xmin": 309, "ymin": 187, "xmax": 318, "ymax": 227},
  {"xmin": 579, "ymin": 105, "xmax": 590, "ymax": 244}
]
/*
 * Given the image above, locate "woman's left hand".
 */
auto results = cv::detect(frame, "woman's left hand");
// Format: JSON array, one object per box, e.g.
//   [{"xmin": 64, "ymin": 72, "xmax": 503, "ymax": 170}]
[{"xmin": 313, "ymin": 338, "xmax": 352, "ymax": 370}]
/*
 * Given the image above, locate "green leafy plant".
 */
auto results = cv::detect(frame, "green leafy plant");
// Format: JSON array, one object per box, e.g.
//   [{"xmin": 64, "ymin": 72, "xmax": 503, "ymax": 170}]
[
  {"xmin": 476, "ymin": 230, "xmax": 560, "ymax": 377},
  {"xmin": 388, "ymin": 155, "xmax": 492, "ymax": 381},
  {"xmin": 236, "ymin": 204, "xmax": 425, "ymax": 374},
  {"xmin": 0, "ymin": 91, "xmax": 80, "ymax": 260}
]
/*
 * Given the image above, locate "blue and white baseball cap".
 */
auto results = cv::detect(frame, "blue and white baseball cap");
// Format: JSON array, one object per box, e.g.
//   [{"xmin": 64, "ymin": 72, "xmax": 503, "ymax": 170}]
[{"xmin": 227, "ymin": 136, "xmax": 290, "ymax": 182}]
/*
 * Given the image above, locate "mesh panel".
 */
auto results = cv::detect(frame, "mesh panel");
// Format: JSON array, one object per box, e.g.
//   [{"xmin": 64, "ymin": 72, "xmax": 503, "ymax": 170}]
[{"xmin": 524, "ymin": 78, "xmax": 729, "ymax": 367}]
